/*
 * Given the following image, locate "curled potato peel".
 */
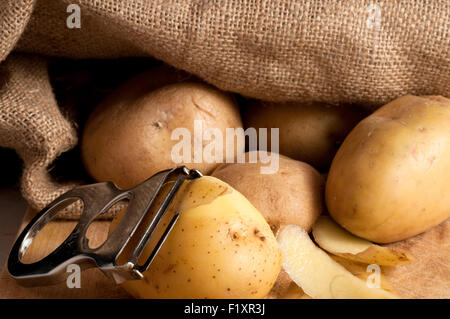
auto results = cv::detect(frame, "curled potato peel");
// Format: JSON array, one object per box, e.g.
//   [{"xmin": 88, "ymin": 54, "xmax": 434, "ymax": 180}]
[{"xmin": 312, "ymin": 216, "xmax": 412, "ymax": 266}]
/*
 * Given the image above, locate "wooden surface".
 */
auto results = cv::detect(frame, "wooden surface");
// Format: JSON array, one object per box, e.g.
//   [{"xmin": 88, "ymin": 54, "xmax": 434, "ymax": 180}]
[
  {"xmin": 0, "ymin": 208, "xmax": 448, "ymax": 299},
  {"xmin": 384, "ymin": 218, "xmax": 449, "ymax": 299}
]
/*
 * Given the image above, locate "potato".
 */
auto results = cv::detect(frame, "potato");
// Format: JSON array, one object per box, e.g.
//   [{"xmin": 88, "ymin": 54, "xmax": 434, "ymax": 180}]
[
  {"xmin": 312, "ymin": 216, "xmax": 412, "ymax": 266},
  {"xmin": 326, "ymin": 95, "xmax": 450, "ymax": 243},
  {"xmin": 110, "ymin": 176, "xmax": 282, "ymax": 299},
  {"xmin": 212, "ymin": 151, "xmax": 324, "ymax": 233},
  {"xmin": 243, "ymin": 101, "xmax": 366, "ymax": 170},
  {"xmin": 277, "ymin": 225, "xmax": 398, "ymax": 299},
  {"xmin": 82, "ymin": 81, "xmax": 242, "ymax": 189}
]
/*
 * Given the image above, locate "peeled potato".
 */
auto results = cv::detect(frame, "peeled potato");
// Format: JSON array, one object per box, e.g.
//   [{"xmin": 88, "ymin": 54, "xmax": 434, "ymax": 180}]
[
  {"xmin": 82, "ymin": 81, "xmax": 242, "ymax": 189},
  {"xmin": 277, "ymin": 225, "xmax": 398, "ymax": 299},
  {"xmin": 212, "ymin": 151, "xmax": 324, "ymax": 233},
  {"xmin": 312, "ymin": 216, "xmax": 412, "ymax": 266},
  {"xmin": 110, "ymin": 176, "xmax": 282, "ymax": 299}
]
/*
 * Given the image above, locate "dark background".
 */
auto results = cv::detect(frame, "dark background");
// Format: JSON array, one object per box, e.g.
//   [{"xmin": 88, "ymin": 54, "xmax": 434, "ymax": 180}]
[{"xmin": 0, "ymin": 147, "xmax": 26, "ymax": 272}]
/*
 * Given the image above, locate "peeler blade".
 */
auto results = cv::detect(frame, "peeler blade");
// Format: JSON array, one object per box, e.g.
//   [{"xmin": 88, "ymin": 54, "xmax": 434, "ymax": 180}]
[{"xmin": 7, "ymin": 166, "xmax": 202, "ymax": 286}]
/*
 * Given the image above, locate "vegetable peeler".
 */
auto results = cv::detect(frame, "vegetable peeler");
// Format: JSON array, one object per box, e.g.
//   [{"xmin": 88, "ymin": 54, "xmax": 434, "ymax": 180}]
[{"xmin": 7, "ymin": 166, "xmax": 202, "ymax": 286}]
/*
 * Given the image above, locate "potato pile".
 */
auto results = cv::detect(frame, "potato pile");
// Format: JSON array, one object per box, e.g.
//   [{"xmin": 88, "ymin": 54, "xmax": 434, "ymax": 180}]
[{"xmin": 81, "ymin": 64, "xmax": 450, "ymax": 299}]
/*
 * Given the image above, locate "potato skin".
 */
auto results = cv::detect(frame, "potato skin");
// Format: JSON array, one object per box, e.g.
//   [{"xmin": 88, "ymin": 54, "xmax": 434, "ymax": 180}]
[
  {"xmin": 114, "ymin": 176, "xmax": 282, "ymax": 299},
  {"xmin": 243, "ymin": 101, "xmax": 366, "ymax": 170},
  {"xmin": 82, "ymin": 81, "xmax": 242, "ymax": 189},
  {"xmin": 326, "ymin": 95, "xmax": 450, "ymax": 243},
  {"xmin": 212, "ymin": 152, "xmax": 324, "ymax": 233}
]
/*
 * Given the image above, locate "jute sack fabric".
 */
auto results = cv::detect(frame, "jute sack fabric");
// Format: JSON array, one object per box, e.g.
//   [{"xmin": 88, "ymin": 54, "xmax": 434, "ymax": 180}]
[
  {"xmin": 0, "ymin": 0, "xmax": 449, "ymax": 217},
  {"xmin": 0, "ymin": 55, "xmax": 79, "ymax": 216}
]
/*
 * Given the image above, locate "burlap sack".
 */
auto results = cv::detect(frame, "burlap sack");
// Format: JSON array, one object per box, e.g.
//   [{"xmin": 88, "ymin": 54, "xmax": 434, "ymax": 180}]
[
  {"xmin": 0, "ymin": 54, "xmax": 79, "ymax": 217},
  {"xmin": 0, "ymin": 0, "xmax": 449, "ymax": 217}
]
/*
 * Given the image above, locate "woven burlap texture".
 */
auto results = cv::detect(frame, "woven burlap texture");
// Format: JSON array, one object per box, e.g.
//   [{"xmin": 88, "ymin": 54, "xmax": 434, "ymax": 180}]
[
  {"xmin": 0, "ymin": 0, "xmax": 449, "ymax": 217},
  {"xmin": 0, "ymin": 54, "xmax": 78, "ymax": 215}
]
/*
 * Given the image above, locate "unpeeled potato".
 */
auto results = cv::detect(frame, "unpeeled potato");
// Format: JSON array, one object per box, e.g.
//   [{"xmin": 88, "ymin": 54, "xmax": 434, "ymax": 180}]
[
  {"xmin": 212, "ymin": 151, "xmax": 324, "ymax": 233},
  {"xmin": 110, "ymin": 176, "xmax": 282, "ymax": 299},
  {"xmin": 82, "ymin": 80, "xmax": 242, "ymax": 189},
  {"xmin": 326, "ymin": 95, "xmax": 450, "ymax": 243},
  {"xmin": 243, "ymin": 101, "xmax": 366, "ymax": 170}
]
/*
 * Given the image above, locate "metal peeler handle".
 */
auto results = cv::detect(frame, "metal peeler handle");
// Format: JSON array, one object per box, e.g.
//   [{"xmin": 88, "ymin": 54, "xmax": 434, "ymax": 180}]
[{"xmin": 7, "ymin": 166, "xmax": 202, "ymax": 286}]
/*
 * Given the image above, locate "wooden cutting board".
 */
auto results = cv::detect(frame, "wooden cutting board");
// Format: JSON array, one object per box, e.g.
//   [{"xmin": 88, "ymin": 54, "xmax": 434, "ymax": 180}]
[{"xmin": 0, "ymin": 209, "xmax": 448, "ymax": 298}]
